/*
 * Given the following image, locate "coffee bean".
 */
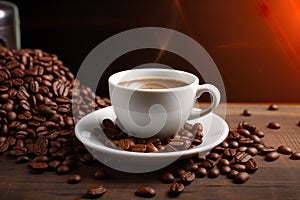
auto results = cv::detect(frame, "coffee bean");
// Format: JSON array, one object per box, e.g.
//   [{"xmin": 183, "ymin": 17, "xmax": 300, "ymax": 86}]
[
  {"xmin": 229, "ymin": 141, "xmax": 239, "ymax": 148},
  {"xmin": 183, "ymin": 162, "xmax": 198, "ymax": 171},
  {"xmin": 268, "ymin": 104, "xmax": 279, "ymax": 110},
  {"xmin": 87, "ymin": 186, "xmax": 107, "ymax": 198},
  {"xmin": 223, "ymin": 148, "xmax": 237, "ymax": 160},
  {"xmin": 290, "ymin": 152, "xmax": 300, "ymax": 160},
  {"xmin": 68, "ymin": 174, "xmax": 82, "ymax": 184},
  {"xmin": 201, "ymin": 159, "xmax": 216, "ymax": 169},
  {"xmin": 242, "ymin": 109, "xmax": 251, "ymax": 116},
  {"xmin": 227, "ymin": 170, "xmax": 239, "ymax": 179},
  {"xmin": 196, "ymin": 167, "xmax": 207, "ymax": 178},
  {"xmin": 277, "ymin": 145, "xmax": 293, "ymax": 155},
  {"xmin": 192, "ymin": 122, "xmax": 203, "ymax": 136},
  {"xmin": 160, "ymin": 172, "xmax": 174, "ymax": 183},
  {"xmin": 260, "ymin": 146, "xmax": 276, "ymax": 155},
  {"xmin": 220, "ymin": 165, "xmax": 231, "ymax": 175},
  {"xmin": 253, "ymin": 130, "xmax": 265, "ymax": 138},
  {"xmin": 208, "ymin": 168, "xmax": 220, "ymax": 178},
  {"xmin": 249, "ymin": 135, "xmax": 261, "ymax": 143},
  {"xmin": 298, "ymin": 121, "xmax": 300, "ymax": 127},
  {"xmin": 131, "ymin": 144, "xmax": 147, "ymax": 152},
  {"xmin": 228, "ymin": 130, "xmax": 240, "ymax": 141},
  {"xmin": 267, "ymin": 122, "xmax": 280, "ymax": 129},
  {"xmin": 238, "ymin": 121, "xmax": 256, "ymax": 133},
  {"xmin": 207, "ymin": 152, "xmax": 220, "ymax": 161},
  {"xmin": 146, "ymin": 143, "xmax": 158, "ymax": 152},
  {"xmin": 57, "ymin": 165, "xmax": 71, "ymax": 175},
  {"xmin": 29, "ymin": 162, "xmax": 48, "ymax": 171},
  {"xmin": 173, "ymin": 168, "xmax": 186, "ymax": 178},
  {"xmin": 265, "ymin": 151, "xmax": 279, "ymax": 161},
  {"xmin": 235, "ymin": 152, "xmax": 252, "ymax": 163},
  {"xmin": 238, "ymin": 129, "xmax": 251, "ymax": 137},
  {"xmin": 118, "ymin": 138, "xmax": 134, "ymax": 151},
  {"xmin": 233, "ymin": 172, "xmax": 250, "ymax": 184},
  {"xmin": 245, "ymin": 159, "xmax": 259, "ymax": 173},
  {"xmin": 16, "ymin": 155, "xmax": 30, "ymax": 164},
  {"xmin": 180, "ymin": 171, "xmax": 195, "ymax": 184},
  {"xmin": 135, "ymin": 186, "xmax": 156, "ymax": 198},
  {"xmin": 169, "ymin": 182, "xmax": 184, "ymax": 196},
  {"xmin": 48, "ymin": 160, "xmax": 61, "ymax": 170},
  {"xmin": 94, "ymin": 169, "xmax": 108, "ymax": 180},
  {"xmin": 238, "ymin": 146, "xmax": 248, "ymax": 152},
  {"xmin": 218, "ymin": 158, "xmax": 230, "ymax": 167},
  {"xmin": 231, "ymin": 163, "xmax": 246, "ymax": 171},
  {"xmin": 246, "ymin": 147, "xmax": 258, "ymax": 156}
]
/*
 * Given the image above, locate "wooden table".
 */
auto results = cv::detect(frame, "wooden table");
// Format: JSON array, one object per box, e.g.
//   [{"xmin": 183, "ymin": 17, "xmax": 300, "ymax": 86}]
[{"xmin": 0, "ymin": 103, "xmax": 299, "ymax": 200}]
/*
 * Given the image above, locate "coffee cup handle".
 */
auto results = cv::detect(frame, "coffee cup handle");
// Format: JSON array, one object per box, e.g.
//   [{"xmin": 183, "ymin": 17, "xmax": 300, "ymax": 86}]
[{"xmin": 188, "ymin": 84, "xmax": 220, "ymax": 120}]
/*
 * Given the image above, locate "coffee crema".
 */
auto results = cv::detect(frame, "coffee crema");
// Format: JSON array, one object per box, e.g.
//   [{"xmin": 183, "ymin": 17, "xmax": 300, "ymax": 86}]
[{"xmin": 118, "ymin": 78, "xmax": 190, "ymax": 89}]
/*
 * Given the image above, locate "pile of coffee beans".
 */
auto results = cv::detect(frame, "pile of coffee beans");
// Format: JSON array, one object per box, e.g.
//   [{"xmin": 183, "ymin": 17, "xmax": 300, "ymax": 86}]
[
  {"xmin": 91, "ymin": 119, "xmax": 203, "ymax": 152},
  {"xmin": 0, "ymin": 47, "xmax": 110, "ymax": 175}
]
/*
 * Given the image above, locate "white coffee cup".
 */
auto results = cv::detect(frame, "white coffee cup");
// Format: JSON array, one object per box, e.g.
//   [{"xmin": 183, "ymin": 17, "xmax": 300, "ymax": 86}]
[{"xmin": 108, "ymin": 68, "xmax": 220, "ymax": 139}]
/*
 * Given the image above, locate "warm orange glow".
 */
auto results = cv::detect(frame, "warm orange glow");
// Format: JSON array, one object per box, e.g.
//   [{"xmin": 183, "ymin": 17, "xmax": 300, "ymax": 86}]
[{"xmin": 258, "ymin": 1, "xmax": 300, "ymax": 77}]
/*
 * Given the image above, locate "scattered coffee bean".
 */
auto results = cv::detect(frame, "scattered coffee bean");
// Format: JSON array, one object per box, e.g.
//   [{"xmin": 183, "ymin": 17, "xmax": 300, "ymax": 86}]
[
  {"xmin": 265, "ymin": 151, "xmax": 279, "ymax": 161},
  {"xmin": 218, "ymin": 158, "xmax": 230, "ymax": 167},
  {"xmin": 267, "ymin": 122, "xmax": 280, "ymax": 129},
  {"xmin": 253, "ymin": 130, "xmax": 264, "ymax": 138},
  {"xmin": 169, "ymin": 182, "xmax": 184, "ymax": 196},
  {"xmin": 48, "ymin": 160, "xmax": 61, "ymax": 171},
  {"xmin": 16, "ymin": 155, "xmax": 29, "ymax": 164},
  {"xmin": 260, "ymin": 146, "xmax": 276, "ymax": 155},
  {"xmin": 227, "ymin": 170, "xmax": 239, "ymax": 179},
  {"xmin": 268, "ymin": 104, "xmax": 279, "ymax": 110},
  {"xmin": 206, "ymin": 152, "xmax": 220, "ymax": 161},
  {"xmin": 160, "ymin": 172, "xmax": 174, "ymax": 183},
  {"xmin": 68, "ymin": 174, "xmax": 82, "ymax": 184},
  {"xmin": 290, "ymin": 152, "xmax": 300, "ymax": 160},
  {"xmin": 180, "ymin": 171, "xmax": 195, "ymax": 184},
  {"xmin": 220, "ymin": 165, "xmax": 231, "ymax": 175},
  {"xmin": 135, "ymin": 186, "xmax": 156, "ymax": 198},
  {"xmin": 57, "ymin": 165, "xmax": 71, "ymax": 175},
  {"xmin": 277, "ymin": 145, "xmax": 293, "ymax": 155},
  {"xmin": 242, "ymin": 109, "xmax": 251, "ymax": 116},
  {"xmin": 86, "ymin": 186, "xmax": 107, "ymax": 198},
  {"xmin": 231, "ymin": 163, "xmax": 246, "ymax": 171},
  {"xmin": 208, "ymin": 168, "xmax": 220, "ymax": 178},
  {"xmin": 94, "ymin": 169, "xmax": 108, "ymax": 180},
  {"xmin": 196, "ymin": 167, "xmax": 207, "ymax": 178},
  {"xmin": 298, "ymin": 121, "xmax": 300, "ymax": 127},
  {"xmin": 245, "ymin": 159, "xmax": 258, "ymax": 173},
  {"xmin": 246, "ymin": 147, "xmax": 258, "ymax": 156},
  {"xmin": 233, "ymin": 172, "xmax": 250, "ymax": 184}
]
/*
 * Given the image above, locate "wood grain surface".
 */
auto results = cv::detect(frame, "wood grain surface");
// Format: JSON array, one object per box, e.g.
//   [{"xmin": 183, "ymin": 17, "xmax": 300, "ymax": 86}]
[{"xmin": 0, "ymin": 103, "xmax": 299, "ymax": 200}]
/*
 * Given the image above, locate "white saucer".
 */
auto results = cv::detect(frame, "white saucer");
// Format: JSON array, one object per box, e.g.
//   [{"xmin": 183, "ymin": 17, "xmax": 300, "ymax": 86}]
[{"xmin": 75, "ymin": 106, "xmax": 229, "ymax": 173}]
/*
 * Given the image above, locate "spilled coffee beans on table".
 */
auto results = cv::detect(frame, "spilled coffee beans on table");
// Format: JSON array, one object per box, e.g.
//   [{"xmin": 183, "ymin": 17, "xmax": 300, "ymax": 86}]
[
  {"xmin": 91, "ymin": 119, "xmax": 204, "ymax": 152},
  {"xmin": 0, "ymin": 47, "xmax": 299, "ymax": 199}
]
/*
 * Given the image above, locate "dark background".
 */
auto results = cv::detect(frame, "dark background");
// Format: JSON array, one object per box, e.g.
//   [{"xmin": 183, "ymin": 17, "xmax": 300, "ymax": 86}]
[{"xmin": 6, "ymin": 0, "xmax": 300, "ymax": 101}]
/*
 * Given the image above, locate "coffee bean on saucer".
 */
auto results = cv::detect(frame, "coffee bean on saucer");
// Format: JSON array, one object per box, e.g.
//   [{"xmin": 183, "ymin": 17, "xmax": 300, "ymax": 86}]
[
  {"xmin": 265, "ymin": 151, "xmax": 279, "ymax": 161},
  {"xmin": 267, "ymin": 122, "xmax": 280, "ymax": 129},
  {"xmin": 169, "ymin": 182, "xmax": 184, "ymax": 196},
  {"xmin": 290, "ymin": 152, "xmax": 300, "ymax": 160},
  {"xmin": 160, "ymin": 172, "xmax": 175, "ymax": 183},
  {"xmin": 233, "ymin": 172, "xmax": 250, "ymax": 184},
  {"xmin": 135, "ymin": 186, "xmax": 156, "ymax": 198},
  {"xmin": 242, "ymin": 109, "xmax": 251, "ymax": 116},
  {"xmin": 87, "ymin": 186, "xmax": 107, "ymax": 198},
  {"xmin": 268, "ymin": 104, "xmax": 279, "ymax": 110},
  {"xmin": 68, "ymin": 174, "xmax": 82, "ymax": 184},
  {"xmin": 277, "ymin": 145, "xmax": 293, "ymax": 155}
]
